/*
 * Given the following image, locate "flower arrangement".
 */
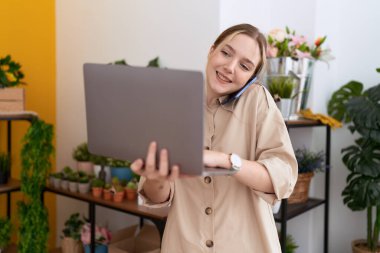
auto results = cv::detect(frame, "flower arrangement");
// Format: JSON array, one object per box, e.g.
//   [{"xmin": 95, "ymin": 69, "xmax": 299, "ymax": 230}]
[
  {"xmin": 81, "ymin": 223, "xmax": 112, "ymax": 246},
  {"xmin": 0, "ymin": 55, "xmax": 25, "ymax": 87},
  {"xmin": 267, "ymin": 27, "xmax": 334, "ymax": 62},
  {"xmin": 295, "ymin": 147, "xmax": 324, "ymax": 174}
]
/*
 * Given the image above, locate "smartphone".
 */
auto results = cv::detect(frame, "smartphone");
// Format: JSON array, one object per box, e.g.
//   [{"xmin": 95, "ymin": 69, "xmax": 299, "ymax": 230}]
[{"xmin": 221, "ymin": 76, "xmax": 258, "ymax": 105}]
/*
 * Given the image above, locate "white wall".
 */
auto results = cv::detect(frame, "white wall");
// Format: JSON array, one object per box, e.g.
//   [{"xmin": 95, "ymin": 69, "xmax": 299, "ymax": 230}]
[
  {"xmin": 56, "ymin": 0, "xmax": 219, "ymax": 244},
  {"xmin": 57, "ymin": 0, "xmax": 380, "ymax": 252}
]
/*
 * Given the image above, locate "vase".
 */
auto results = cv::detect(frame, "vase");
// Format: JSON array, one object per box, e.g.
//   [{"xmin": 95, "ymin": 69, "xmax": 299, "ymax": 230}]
[
  {"xmin": 61, "ymin": 237, "xmax": 83, "ymax": 253},
  {"xmin": 275, "ymin": 98, "xmax": 293, "ymax": 120},
  {"xmin": 84, "ymin": 244, "xmax": 108, "ymax": 253},
  {"xmin": 266, "ymin": 57, "xmax": 315, "ymax": 115}
]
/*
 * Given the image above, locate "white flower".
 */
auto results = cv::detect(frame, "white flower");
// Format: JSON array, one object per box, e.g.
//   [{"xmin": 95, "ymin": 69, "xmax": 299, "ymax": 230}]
[{"xmin": 269, "ymin": 28, "xmax": 286, "ymax": 43}]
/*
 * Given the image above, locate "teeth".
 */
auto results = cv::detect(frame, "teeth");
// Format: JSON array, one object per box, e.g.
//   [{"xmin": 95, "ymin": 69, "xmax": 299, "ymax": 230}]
[{"xmin": 217, "ymin": 71, "xmax": 231, "ymax": 83}]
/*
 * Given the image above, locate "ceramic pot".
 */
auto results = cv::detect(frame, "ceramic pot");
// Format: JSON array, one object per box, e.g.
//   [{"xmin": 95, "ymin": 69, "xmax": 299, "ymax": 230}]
[{"xmin": 352, "ymin": 239, "xmax": 380, "ymax": 253}]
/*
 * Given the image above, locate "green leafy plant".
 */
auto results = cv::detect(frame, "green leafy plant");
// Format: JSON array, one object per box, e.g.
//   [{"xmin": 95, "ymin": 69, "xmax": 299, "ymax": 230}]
[
  {"xmin": 61, "ymin": 213, "xmax": 85, "ymax": 241},
  {"xmin": 107, "ymin": 158, "xmax": 131, "ymax": 168},
  {"xmin": 91, "ymin": 178, "xmax": 104, "ymax": 188},
  {"xmin": 0, "ymin": 217, "xmax": 12, "ymax": 250},
  {"xmin": 112, "ymin": 56, "xmax": 161, "ymax": 68},
  {"xmin": 295, "ymin": 148, "xmax": 324, "ymax": 174},
  {"xmin": 18, "ymin": 118, "xmax": 54, "ymax": 253},
  {"xmin": 328, "ymin": 68, "xmax": 380, "ymax": 252},
  {"xmin": 126, "ymin": 178, "xmax": 138, "ymax": 190},
  {"xmin": 267, "ymin": 76, "xmax": 296, "ymax": 100},
  {"xmin": 285, "ymin": 234, "xmax": 298, "ymax": 253},
  {"xmin": 72, "ymin": 143, "xmax": 92, "ymax": 162},
  {"xmin": 0, "ymin": 55, "xmax": 25, "ymax": 87}
]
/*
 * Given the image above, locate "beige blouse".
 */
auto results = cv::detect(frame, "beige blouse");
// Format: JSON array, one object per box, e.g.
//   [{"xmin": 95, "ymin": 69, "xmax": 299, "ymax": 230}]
[{"xmin": 139, "ymin": 84, "xmax": 298, "ymax": 253}]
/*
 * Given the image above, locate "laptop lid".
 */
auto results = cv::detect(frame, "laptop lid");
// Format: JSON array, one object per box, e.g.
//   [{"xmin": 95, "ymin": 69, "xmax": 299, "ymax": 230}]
[{"xmin": 83, "ymin": 63, "xmax": 205, "ymax": 175}]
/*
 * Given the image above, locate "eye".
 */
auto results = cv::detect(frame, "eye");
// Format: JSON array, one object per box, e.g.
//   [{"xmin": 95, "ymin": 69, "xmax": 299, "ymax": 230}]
[
  {"xmin": 221, "ymin": 50, "xmax": 230, "ymax": 57},
  {"xmin": 240, "ymin": 63, "xmax": 250, "ymax": 71}
]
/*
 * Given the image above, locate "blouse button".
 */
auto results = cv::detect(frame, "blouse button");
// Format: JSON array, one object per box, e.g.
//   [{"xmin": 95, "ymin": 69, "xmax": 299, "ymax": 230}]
[
  {"xmin": 204, "ymin": 176, "xmax": 212, "ymax": 184},
  {"xmin": 205, "ymin": 207, "xmax": 213, "ymax": 215},
  {"xmin": 205, "ymin": 146, "xmax": 210, "ymax": 150},
  {"xmin": 206, "ymin": 240, "xmax": 214, "ymax": 248}
]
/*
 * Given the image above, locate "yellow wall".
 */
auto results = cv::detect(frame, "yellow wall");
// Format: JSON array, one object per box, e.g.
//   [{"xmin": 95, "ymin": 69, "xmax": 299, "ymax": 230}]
[{"xmin": 0, "ymin": 0, "xmax": 57, "ymax": 249}]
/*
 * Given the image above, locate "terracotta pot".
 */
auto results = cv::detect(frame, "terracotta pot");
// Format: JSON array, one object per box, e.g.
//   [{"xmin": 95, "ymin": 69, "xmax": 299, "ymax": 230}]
[
  {"xmin": 103, "ymin": 189, "xmax": 112, "ymax": 201},
  {"xmin": 125, "ymin": 188, "xmax": 137, "ymax": 201},
  {"xmin": 61, "ymin": 237, "xmax": 83, "ymax": 253},
  {"xmin": 92, "ymin": 187, "xmax": 103, "ymax": 198},
  {"xmin": 352, "ymin": 239, "xmax": 380, "ymax": 253},
  {"xmin": 288, "ymin": 172, "xmax": 314, "ymax": 204},
  {"xmin": 113, "ymin": 191, "xmax": 125, "ymax": 202},
  {"xmin": 77, "ymin": 161, "xmax": 94, "ymax": 176}
]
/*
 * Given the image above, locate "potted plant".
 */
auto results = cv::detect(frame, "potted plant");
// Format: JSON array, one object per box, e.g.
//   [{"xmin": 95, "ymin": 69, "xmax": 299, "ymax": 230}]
[
  {"xmin": 61, "ymin": 213, "xmax": 85, "ymax": 253},
  {"xmin": 0, "ymin": 217, "xmax": 12, "ymax": 253},
  {"xmin": 267, "ymin": 76, "xmax": 297, "ymax": 119},
  {"xmin": 52, "ymin": 172, "xmax": 63, "ymax": 188},
  {"xmin": 0, "ymin": 152, "xmax": 10, "ymax": 185},
  {"xmin": 103, "ymin": 183, "xmax": 112, "ymax": 201},
  {"xmin": 91, "ymin": 178, "xmax": 104, "ymax": 198},
  {"xmin": 73, "ymin": 142, "xmax": 94, "ymax": 175},
  {"xmin": 108, "ymin": 158, "xmax": 133, "ymax": 182},
  {"xmin": 125, "ymin": 178, "xmax": 138, "ymax": 201},
  {"xmin": 61, "ymin": 166, "xmax": 73, "ymax": 191},
  {"xmin": 91, "ymin": 155, "xmax": 110, "ymax": 183},
  {"xmin": 288, "ymin": 147, "xmax": 324, "ymax": 204},
  {"xmin": 328, "ymin": 69, "xmax": 380, "ymax": 252},
  {"xmin": 68, "ymin": 171, "xmax": 79, "ymax": 193},
  {"xmin": 78, "ymin": 173, "xmax": 91, "ymax": 194},
  {"xmin": 0, "ymin": 55, "xmax": 26, "ymax": 111},
  {"xmin": 111, "ymin": 177, "xmax": 125, "ymax": 203},
  {"xmin": 81, "ymin": 221, "xmax": 111, "ymax": 253}
]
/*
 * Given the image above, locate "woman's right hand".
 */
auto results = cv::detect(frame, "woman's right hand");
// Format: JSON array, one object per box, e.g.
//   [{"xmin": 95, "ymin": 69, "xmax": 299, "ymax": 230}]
[{"xmin": 130, "ymin": 141, "xmax": 180, "ymax": 182}]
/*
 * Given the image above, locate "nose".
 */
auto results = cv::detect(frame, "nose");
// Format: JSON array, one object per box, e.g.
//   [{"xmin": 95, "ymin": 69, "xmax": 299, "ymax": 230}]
[{"xmin": 223, "ymin": 59, "xmax": 237, "ymax": 74}]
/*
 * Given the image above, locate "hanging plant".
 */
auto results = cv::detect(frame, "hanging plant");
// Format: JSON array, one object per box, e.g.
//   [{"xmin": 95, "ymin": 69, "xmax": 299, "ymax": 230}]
[{"xmin": 17, "ymin": 118, "xmax": 54, "ymax": 253}]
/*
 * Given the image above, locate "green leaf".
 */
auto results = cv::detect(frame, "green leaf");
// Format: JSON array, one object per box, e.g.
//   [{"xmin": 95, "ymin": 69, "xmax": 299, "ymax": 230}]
[
  {"xmin": 327, "ymin": 81, "xmax": 363, "ymax": 122},
  {"xmin": 147, "ymin": 57, "xmax": 160, "ymax": 68},
  {"xmin": 376, "ymin": 68, "xmax": 380, "ymax": 73}
]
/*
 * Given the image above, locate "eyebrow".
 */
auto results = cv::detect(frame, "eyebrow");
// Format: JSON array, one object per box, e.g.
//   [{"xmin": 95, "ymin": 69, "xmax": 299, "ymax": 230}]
[{"xmin": 224, "ymin": 44, "xmax": 256, "ymax": 68}]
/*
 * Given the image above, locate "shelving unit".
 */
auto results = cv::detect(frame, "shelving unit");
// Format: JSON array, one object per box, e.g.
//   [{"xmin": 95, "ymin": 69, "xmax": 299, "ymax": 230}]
[
  {"xmin": 43, "ymin": 186, "xmax": 168, "ymax": 253},
  {"xmin": 276, "ymin": 119, "xmax": 331, "ymax": 253}
]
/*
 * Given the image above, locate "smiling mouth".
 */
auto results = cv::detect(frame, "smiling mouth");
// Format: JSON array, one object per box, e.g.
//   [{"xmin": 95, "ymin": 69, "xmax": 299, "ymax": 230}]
[{"xmin": 216, "ymin": 71, "xmax": 232, "ymax": 83}]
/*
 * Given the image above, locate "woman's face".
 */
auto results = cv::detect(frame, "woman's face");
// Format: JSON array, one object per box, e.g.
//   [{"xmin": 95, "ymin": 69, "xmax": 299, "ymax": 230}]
[{"xmin": 206, "ymin": 33, "xmax": 261, "ymax": 99}]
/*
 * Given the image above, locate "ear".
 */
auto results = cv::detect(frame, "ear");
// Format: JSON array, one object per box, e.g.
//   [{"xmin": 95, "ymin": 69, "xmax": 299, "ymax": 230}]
[{"xmin": 208, "ymin": 45, "xmax": 216, "ymax": 56}]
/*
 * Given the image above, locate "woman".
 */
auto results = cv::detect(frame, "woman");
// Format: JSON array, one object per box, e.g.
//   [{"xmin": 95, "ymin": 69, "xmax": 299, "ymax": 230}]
[{"xmin": 131, "ymin": 24, "xmax": 297, "ymax": 253}]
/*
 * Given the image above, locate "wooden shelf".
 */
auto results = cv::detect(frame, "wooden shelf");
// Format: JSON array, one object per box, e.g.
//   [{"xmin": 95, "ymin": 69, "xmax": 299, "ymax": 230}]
[
  {"xmin": 285, "ymin": 118, "xmax": 324, "ymax": 128},
  {"xmin": 0, "ymin": 111, "xmax": 38, "ymax": 121},
  {"xmin": 0, "ymin": 178, "xmax": 21, "ymax": 194},
  {"xmin": 274, "ymin": 198, "xmax": 326, "ymax": 222},
  {"xmin": 44, "ymin": 185, "xmax": 169, "ymax": 221}
]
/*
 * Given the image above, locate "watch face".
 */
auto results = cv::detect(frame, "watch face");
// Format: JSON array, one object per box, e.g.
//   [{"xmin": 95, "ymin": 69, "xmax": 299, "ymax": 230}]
[{"xmin": 231, "ymin": 154, "xmax": 242, "ymax": 168}]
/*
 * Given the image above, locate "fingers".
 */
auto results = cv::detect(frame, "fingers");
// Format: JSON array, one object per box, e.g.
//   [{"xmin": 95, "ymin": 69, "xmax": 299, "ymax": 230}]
[
  {"xmin": 168, "ymin": 165, "xmax": 180, "ymax": 181},
  {"xmin": 130, "ymin": 159, "xmax": 144, "ymax": 176},
  {"xmin": 158, "ymin": 149, "xmax": 169, "ymax": 177},
  {"xmin": 145, "ymin": 142, "xmax": 157, "ymax": 173}
]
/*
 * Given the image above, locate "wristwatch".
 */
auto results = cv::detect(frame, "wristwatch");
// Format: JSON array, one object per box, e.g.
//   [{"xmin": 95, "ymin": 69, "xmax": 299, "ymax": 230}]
[{"xmin": 229, "ymin": 153, "xmax": 242, "ymax": 173}]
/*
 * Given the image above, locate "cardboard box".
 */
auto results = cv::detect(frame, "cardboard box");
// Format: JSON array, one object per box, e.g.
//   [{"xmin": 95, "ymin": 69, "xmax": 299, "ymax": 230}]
[
  {"xmin": 109, "ymin": 224, "xmax": 161, "ymax": 253},
  {"xmin": 0, "ymin": 88, "xmax": 25, "ymax": 111}
]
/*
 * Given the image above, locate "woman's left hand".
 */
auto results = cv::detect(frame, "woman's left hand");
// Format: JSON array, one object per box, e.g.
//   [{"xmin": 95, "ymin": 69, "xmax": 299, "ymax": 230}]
[{"xmin": 203, "ymin": 150, "xmax": 229, "ymax": 169}]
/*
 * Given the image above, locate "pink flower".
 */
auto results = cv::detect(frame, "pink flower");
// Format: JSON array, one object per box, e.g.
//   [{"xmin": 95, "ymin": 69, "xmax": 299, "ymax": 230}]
[
  {"xmin": 267, "ymin": 45, "xmax": 279, "ymax": 57},
  {"xmin": 295, "ymin": 49, "xmax": 311, "ymax": 59},
  {"xmin": 81, "ymin": 223, "xmax": 112, "ymax": 245},
  {"xmin": 289, "ymin": 35, "xmax": 307, "ymax": 47},
  {"xmin": 268, "ymin": 28, "xmax": 286, "ymax": 43}
]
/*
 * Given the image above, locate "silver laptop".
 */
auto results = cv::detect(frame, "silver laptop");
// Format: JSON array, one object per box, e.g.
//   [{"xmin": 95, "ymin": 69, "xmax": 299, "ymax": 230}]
[{"xmin": 83, "ymin": 63, "xmax": 234, "ymax": 176}]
